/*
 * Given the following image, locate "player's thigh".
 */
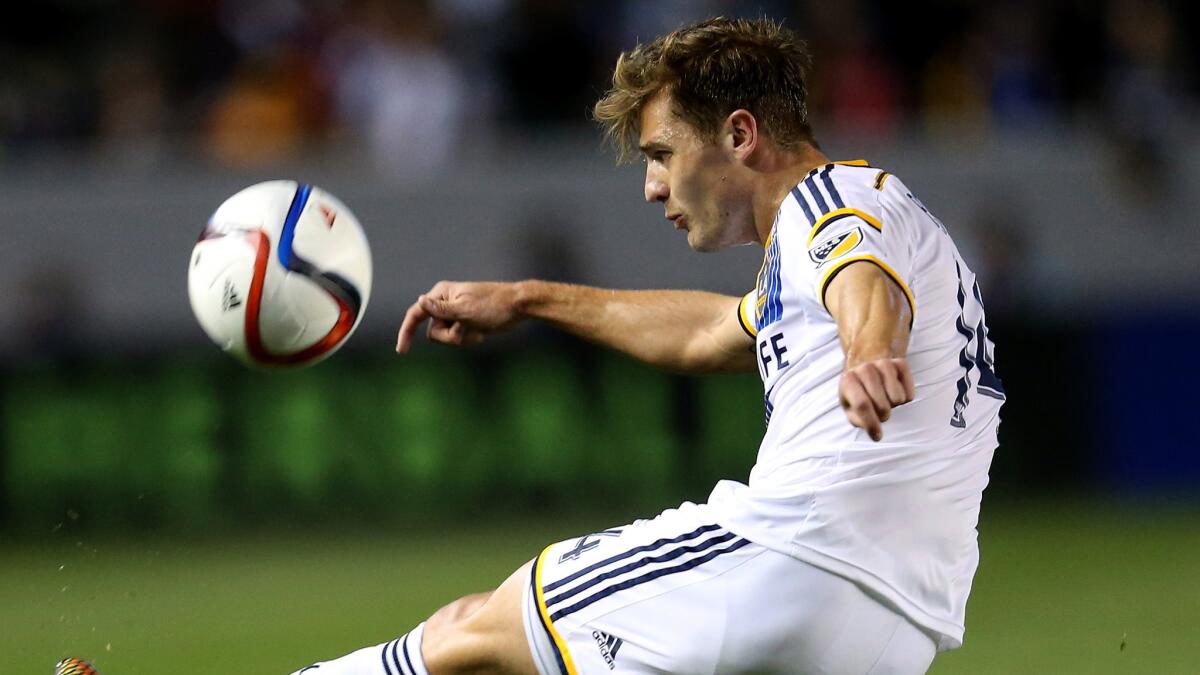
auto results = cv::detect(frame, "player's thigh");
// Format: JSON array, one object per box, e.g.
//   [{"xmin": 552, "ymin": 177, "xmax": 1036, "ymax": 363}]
[{"xmin": 422, "ymin": 561, "xmax": 538, "ymax": 675}]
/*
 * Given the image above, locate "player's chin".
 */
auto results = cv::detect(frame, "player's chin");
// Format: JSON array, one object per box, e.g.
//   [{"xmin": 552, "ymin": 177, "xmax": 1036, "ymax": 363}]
[{"xmin": 686, "ymin": 228, "xmax": 721, "ymax": 253}]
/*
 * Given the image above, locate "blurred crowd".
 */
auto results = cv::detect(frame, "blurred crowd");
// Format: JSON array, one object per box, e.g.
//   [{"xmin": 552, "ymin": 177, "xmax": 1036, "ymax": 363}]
[{"xmin": 0, "ymin": 0, "xmax": 1195, "ymax": 171}]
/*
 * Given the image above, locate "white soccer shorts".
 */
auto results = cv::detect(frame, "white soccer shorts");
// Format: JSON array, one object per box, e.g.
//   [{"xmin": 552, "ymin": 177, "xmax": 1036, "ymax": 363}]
[{"xmin": 521, "ymin": 502, "xmax": 936, "ymax": 675}]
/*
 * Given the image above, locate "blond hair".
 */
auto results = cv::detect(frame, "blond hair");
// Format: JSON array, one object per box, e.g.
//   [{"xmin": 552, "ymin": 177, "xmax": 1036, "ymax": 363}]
[{"xmin": 594, "ymin": 17, "xmax": 816, "ymax": 163}]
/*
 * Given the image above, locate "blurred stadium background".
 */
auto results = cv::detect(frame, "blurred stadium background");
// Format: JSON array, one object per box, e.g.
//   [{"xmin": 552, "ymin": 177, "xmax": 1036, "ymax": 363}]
[{"xmin": 2, "ymin": 0, "xmax": 1199, "ymax": 673}]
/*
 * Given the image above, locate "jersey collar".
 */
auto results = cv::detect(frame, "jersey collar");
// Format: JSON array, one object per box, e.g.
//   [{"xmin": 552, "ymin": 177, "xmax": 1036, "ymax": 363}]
[
  {"xmin": 774, "ymin": 160, "xmax": 872, "ymax": 248},
  {"xmin": 802, "ymin": 159, "xmax": 871, "ymax": 181}
]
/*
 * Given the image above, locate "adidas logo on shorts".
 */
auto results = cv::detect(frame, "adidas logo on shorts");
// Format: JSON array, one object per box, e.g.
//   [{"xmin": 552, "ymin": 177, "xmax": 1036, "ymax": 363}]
[{"xmin": 591, "ymin": 630, "xmax": 623, "ymax": 670}]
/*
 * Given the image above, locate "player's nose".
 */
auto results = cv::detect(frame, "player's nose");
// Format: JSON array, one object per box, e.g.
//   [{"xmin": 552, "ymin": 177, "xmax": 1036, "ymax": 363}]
[{"xmin": 644, "ymin": 168, "xmax": 668, "ymax": 203}]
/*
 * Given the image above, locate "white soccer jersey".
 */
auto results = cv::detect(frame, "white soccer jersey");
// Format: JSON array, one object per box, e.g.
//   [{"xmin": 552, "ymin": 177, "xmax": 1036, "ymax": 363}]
[{"xmin": 707, "ymin": 160, "xmax": 1005, "ymax": 650}]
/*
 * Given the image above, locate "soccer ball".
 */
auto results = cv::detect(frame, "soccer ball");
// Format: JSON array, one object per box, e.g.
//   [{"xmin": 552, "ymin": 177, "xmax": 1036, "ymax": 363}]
[{"xmin": 188, "ymin": 181, "xmax": 372, "ymax": 367}]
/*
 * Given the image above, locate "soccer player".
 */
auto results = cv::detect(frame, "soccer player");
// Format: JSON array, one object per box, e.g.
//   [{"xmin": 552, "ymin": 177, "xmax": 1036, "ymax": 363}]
[{"xmin": 293, "ymin": 16, "xmax": 1003, "ymax": 675}]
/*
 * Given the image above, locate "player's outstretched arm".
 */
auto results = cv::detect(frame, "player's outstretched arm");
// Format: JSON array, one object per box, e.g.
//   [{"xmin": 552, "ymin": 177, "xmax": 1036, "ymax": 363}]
[
  {"xmin": 825, "ymin": 262, "xmax": 916, "ymax": 442},
  {"xmin": 396, "ymin": 280, "xmax": 756, "ymax": 374}
]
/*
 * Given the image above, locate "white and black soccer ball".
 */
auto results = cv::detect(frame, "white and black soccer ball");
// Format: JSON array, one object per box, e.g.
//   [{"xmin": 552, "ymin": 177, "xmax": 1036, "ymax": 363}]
[{"xmin": 188, "ymin": 181, "xmax": 372, "ymax": 368}]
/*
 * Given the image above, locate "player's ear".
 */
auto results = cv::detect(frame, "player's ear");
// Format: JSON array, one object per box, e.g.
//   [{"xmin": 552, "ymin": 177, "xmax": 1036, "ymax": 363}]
[{"xmin": 725, "ymin": 109, "xmax": 758, "ymax": 161}]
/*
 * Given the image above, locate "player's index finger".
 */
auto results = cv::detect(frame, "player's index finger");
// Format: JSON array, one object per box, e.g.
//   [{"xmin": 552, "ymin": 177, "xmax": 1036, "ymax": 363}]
[
  {"xmin": 841, "ymin": 373, "xmax": 882, "ymax": 437},
  {"xmin": 846, "ymin": 389, "xmax": 883, "ymax": 440},
  {"xmin": 396, "ymin": 299, "xmax": 431, "ymax": 353},
  {"xmin": 850, "ymin": 403, "xmax": 883, "ymax": 441}
]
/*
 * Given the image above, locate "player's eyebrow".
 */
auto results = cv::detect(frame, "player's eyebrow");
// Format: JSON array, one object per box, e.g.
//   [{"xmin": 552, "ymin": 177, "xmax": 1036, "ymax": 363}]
[{"xmin": 639, "ymin": 141, "xmax": 670, "ymax": 156}]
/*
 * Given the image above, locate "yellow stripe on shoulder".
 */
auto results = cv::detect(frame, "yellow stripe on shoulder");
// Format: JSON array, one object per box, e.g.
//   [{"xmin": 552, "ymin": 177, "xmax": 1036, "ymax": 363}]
[
  {"xmin": 738, "ymin": 293, "xmax": 758, "ymax": 337},
  {"xmin": 833, "ymin": 159, "xmax": 870, "ymax": 166},
  {"xmin": 807, "ymin": 207, "xmax": 883, "ymax": 246},
  {"xmin": 818, "ymin": 254, "xmax": 916, "ymax": 326},
  {"xmin": 873, "ymin": 171, "xmax": 891, "ymax": 191},
  {"xmin": 534, "ymin": 548, "xmax": 579, "ymax": 675}
]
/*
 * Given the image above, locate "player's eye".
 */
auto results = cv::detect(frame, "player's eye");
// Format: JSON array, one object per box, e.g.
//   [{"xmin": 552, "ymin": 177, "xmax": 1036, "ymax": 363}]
[{"xmin": 640, "ymin": 148, "xmax": 671, "ymax": 165}]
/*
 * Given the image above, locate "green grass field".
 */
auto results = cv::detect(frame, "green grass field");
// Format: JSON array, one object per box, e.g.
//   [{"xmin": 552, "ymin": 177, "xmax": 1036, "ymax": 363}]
[{"xmin": 3, "ymin": 501, "xmax": 1198, "ymax": 674}]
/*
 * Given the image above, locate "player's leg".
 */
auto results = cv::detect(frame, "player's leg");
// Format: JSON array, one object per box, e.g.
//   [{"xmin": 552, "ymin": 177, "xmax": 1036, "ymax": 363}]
[
  {"xmin": 422, "ymin": 562, "xmax": 539, "ymax": 675},
  {"xmin": 287, "ymin": 564, "xmax": 537, "ymax": 675},
  {"xmin": 424, "ymin": 592, "xmax": 491, "ymax": 640}
]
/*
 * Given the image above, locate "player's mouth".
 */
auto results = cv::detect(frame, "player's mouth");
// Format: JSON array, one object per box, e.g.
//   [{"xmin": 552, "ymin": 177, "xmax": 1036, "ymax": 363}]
[{"xmin": 668, "ymin": 214, "xmax": 687, "ymax": 230}]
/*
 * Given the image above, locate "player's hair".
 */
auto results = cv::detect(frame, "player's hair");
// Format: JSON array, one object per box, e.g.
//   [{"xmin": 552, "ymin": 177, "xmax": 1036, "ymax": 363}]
[{"xmin": 594, "ymin": 16, "xmax": 816, "ymax": 163}]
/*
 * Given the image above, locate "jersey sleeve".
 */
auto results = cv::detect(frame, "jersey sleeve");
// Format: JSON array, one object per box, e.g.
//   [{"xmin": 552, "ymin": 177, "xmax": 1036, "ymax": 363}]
[
  {"xmin": 736, "ymin": 289, "xmax": 758, "ymax": 338},
  {"xmin": 803, "ymin": 205, "xmax": 915, "ymax": 323}
]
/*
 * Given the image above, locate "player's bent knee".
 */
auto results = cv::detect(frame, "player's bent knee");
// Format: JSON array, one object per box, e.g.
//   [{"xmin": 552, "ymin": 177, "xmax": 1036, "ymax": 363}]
[
  {"xmin": 422, "ymin": 561, "xmax": 537, "ymax": 675},
  {"xmin": 424, "ymin": 596, "xmax": 495, "ymax": 673},
  {"xmin": 426, "ymin": 591, "xmax": 493, "ymax": 635}
]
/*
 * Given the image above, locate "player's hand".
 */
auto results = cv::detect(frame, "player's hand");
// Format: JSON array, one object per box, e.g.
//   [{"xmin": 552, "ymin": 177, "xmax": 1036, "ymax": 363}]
[
  {"xmin": 396, "ymin": 281, "xmax": 523, "ymax": 353},
  {"xmin": 838, "ymin": 357, "xmax": 915, "ymax": 442}
]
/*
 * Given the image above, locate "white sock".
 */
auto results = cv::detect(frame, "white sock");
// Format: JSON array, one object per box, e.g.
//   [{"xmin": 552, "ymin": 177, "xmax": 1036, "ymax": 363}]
[{"xmin": 290, "ymin": 623, "xmax": 429, "ymax": 675}]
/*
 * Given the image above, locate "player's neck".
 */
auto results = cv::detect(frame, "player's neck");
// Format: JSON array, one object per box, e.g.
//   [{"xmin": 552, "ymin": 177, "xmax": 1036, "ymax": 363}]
[{"xmin": 753, "ymin": 144, "xmax": 830, "ymax": 245}]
